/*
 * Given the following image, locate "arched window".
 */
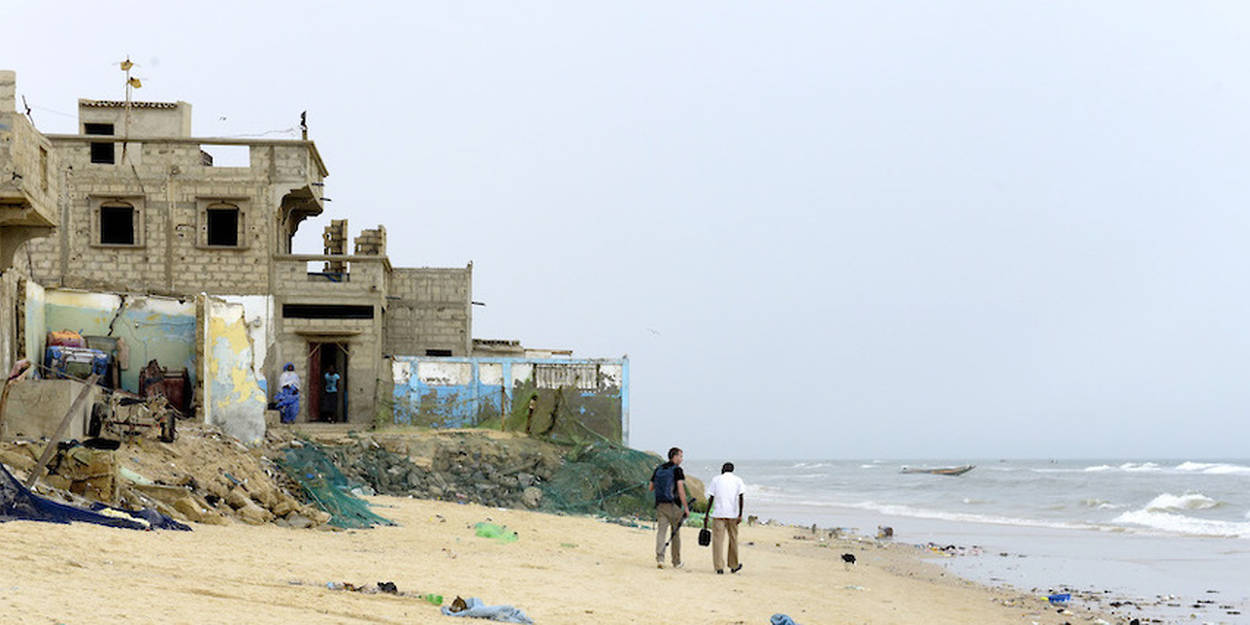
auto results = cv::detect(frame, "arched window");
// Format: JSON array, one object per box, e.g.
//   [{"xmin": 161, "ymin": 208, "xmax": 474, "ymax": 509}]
[
  {"xmin": 206, "ymin": 202, "xmax": 240, "ymax": 246},
  {"xmin": 99, "ymin": 201, "xmax": 135, "ymax": 245}
]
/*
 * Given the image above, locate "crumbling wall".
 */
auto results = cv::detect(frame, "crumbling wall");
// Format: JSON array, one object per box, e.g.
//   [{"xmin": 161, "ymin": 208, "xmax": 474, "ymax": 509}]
[
  {"xmin": 218, "ymin": 295, "xmax": 273, "ymax": 383},
  {"xmin": 22, "ymin": 279, "xmax": 45, "ymax": 363},
  {"xmin": 391, "ymin": 356, "xmax": 629, "ymax": 444},
  {"xmin": 384, "ymin": 266, "xmax": 472, "ymax": 357},
  {"xmin": 201, "ymin": 297, "xmax": 266, "ymax": 443},
  {"xmin": 42, "ymin": 289, "xmax": 195, "ymax": 392}
]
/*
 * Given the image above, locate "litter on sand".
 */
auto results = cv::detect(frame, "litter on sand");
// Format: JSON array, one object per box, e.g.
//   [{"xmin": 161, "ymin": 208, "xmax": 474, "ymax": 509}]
[
  {"xmin": 473, "ymin": 521, "xmax": 518, "ymax": 543},
  {"xmin": 770, "ymin": 615, "xmax": 802, "ymax": 625},
  {"xmin": 442, "ymin": 596, "xmax": 534, "ymax": 624}
]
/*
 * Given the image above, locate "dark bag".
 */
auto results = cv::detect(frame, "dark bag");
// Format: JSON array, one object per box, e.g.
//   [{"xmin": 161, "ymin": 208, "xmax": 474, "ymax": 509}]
[
  {"xmin": 698, "ymin": 527, "xmax": 711, "ymax": 546},
  {"xmin": 652, "ymin": 464, "xmax": 677, "ymax": 504}
]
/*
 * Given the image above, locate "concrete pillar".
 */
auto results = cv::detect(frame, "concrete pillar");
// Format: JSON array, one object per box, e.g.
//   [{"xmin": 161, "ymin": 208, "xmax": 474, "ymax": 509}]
[{"xmin": 0, "ymin": 70, "xmax": 16, "ymax": 113}]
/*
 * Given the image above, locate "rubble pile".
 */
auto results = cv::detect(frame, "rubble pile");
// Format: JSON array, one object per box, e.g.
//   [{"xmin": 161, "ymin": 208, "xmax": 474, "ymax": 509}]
[
  {"xmin": 323, "ymin": 434, "xmax": 564, "ymax": 510},
  {"xmin": 0, "ymin": 423, "xmax": 330, "ymax": 528},
  {"xmin": 114, "ymin": 424, "xmax": 331, "ymax": 528},
  {"xmin": 2, "ymin": 423, "xmax": 705, "ymax": 528}
]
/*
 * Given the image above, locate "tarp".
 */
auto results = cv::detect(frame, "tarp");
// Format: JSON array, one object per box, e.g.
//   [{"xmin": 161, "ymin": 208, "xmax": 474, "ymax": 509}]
[
  {"xmin": 441, "ymin": 597, "xmax": 534, "ymax": 624},
  {"xmin": 0, "ymin": 462, "xmax": 189, "ymax": 531}
]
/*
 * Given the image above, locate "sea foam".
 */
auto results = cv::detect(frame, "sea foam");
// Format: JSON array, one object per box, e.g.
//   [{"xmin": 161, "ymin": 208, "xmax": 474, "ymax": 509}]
[
  {"xmin": 1174, "ymin": 461, "xmax": 1250, "ymax": 476},
  {"xmin": 1112, "ymin": 509, "xmax": 1250, "ymax": 538},
  {"xmin": 1145, "ymin": 492, "xmax": 1221, "ymax": 512}
]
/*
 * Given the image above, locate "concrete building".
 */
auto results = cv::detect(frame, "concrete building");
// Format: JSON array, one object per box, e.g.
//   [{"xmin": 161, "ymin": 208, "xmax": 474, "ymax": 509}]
[{"xmin": 0, "ymin": 70, "xmax": 626, "ymax": 444}]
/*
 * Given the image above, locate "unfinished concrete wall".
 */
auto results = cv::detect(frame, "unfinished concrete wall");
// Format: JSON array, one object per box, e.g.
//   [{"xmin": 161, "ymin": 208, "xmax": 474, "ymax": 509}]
[
  {"xmin": 201, "ymin": 297, "xmax": 266, "ymax": 443},
  {"xmin": 15, "ymin": 137, "xmax": 325, "ymax": 296},
  {"xmin": 77, "ymin": 100, "xmax": 192, "ymax": 138},
  {"xmin": 0, "ymin": 70, "xmax": 59, "ymax": 271},
  {"xmin": 385, "ymin": 265, "xmax": 472, "ymax": 357},
  {"xmin": 42, "ymin": 289, "xmax": 195, "ymax": 392},
  {"xmin": 391, "ymin": 356, "xmax": 630, "ymax": 444}
]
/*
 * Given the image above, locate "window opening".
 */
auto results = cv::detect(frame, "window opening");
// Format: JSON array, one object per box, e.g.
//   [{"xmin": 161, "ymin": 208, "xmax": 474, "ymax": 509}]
[
  {"xmin": 86, "ymin": 123, "xmax": 115, "ymax": 164},
  {"xmin": 100, "ymin": 202, "xmax": 134, "ymax": 245},
  {"xmin": 206, "ymin": 204, "xmax": 240, "ymax": 246}
]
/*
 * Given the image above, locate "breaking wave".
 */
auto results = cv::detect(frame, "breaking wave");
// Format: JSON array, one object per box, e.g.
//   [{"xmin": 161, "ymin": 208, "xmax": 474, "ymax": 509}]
[
  {"xmin": 1080, "ymin": 498, "xmax": 1123, "ymax": 510},
  {"xmin": 1174, "ymin": 462, "xmax": 1250, "ymax": 476},
  {"xmin": 1145, "ymin": 492, "xmax": 1222, "ymax": 512},
  {"xmin": 1112, "ymin": 509, "xmax": 1250, "ymax": 539}
]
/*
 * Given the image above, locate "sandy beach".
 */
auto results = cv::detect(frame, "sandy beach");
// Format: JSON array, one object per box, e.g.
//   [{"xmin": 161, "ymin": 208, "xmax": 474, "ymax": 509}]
[{"xmin": 0, "ymin": 496, "xmax": 1103, "ymax": 625}]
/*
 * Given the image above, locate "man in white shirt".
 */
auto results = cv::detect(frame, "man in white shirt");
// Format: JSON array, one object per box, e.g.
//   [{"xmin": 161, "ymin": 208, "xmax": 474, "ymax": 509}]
[{"xmin": 703, "ymin": 462, "xmax": 746, "ymax": 574}]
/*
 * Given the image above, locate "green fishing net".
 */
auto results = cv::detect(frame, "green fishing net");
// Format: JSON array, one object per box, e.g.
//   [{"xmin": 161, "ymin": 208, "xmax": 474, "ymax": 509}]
[
  {"xmin": 276, "ymin": 442, "xmax": 395, "ymax": 529},
  {"xmin": 539, "ymin": 442, "xmax": 665, "ymax": 518}
]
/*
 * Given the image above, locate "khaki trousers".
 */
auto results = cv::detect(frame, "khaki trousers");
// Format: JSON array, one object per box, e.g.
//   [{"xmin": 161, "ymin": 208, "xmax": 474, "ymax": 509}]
[
  {"xmin": 712, "ymin": 517, "xmax": 740, "ymax": 571},
  {"xmin": 655, "ymin": 503, "xmax": 684, "ymax": 565}
]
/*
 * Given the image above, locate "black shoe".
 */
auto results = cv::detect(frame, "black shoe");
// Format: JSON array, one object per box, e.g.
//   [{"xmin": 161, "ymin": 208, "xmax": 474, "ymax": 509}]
[
  {"xmin": 730, "ymin": 564, "xmax": 743, "ymax": 574},
  {"xmin": 716, "ymin": 569, "xmax": 724, "ymax": 574}
]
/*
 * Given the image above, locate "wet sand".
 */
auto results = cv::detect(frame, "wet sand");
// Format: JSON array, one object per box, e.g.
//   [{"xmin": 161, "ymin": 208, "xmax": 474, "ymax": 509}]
[{"xmin": 0, "ymin": 496, "xmax": 1105, "ymax": 625}]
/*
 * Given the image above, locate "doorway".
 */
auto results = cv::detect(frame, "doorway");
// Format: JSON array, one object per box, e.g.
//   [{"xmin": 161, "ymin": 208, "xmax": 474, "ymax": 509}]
[{"xmin": 307, "ymin": 341, "xmax": 348, "ymax": 423}]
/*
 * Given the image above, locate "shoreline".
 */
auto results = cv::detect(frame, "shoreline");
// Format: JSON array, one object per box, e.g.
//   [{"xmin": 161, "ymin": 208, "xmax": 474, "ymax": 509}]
[
  {"xmin": 0, "ymin": 495, "xmax": 1121, "ymax": 625},
  {"xmin": 746, "ymin": 501, "xmax": 1250, "ymax": 625}
]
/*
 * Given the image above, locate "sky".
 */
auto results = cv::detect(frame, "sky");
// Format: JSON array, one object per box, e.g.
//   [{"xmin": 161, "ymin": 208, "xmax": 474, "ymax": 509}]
[{"xmin": 5, "ymin": 1, "xmax": 1250, "ymax": 459}]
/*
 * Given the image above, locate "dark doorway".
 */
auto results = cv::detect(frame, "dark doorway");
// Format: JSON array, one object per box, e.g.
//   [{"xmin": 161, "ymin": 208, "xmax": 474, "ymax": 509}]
[{"xmin": 307, "ymin": 341, "xmax": 348, "ymax": 423}]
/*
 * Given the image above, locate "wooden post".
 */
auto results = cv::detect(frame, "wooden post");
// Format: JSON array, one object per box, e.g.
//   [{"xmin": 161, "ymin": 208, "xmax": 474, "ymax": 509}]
[{"xmin": 25, "ymin": 373, "xmax": 101, "ymax": 489}]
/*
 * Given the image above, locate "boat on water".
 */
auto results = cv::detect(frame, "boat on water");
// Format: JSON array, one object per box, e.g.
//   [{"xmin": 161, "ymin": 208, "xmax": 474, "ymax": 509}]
[{"xmin": 899, "ymin": 465, "xmax": 975, "ymax": 476}]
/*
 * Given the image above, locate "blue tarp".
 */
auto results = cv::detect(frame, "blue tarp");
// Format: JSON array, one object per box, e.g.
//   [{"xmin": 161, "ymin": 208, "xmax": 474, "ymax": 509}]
[
  {"xmin": 441, "ymin": 597, "xmax": 534, "ymax": 624},
  {"xmin": 0, "ymin": 462, "xmax": 190, "ymax": 531}
]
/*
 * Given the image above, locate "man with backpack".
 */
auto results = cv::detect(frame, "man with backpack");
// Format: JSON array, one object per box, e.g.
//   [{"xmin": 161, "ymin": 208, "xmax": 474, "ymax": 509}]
[{"xmin": 649, "ymin": 447, "xmax": 689, "ymax": 569}]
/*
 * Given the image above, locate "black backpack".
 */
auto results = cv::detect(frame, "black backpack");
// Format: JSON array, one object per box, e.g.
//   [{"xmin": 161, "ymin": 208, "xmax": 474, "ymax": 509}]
[{"xmin": 653, "ymin": 464, "xmax": 677, "ymax": 504}]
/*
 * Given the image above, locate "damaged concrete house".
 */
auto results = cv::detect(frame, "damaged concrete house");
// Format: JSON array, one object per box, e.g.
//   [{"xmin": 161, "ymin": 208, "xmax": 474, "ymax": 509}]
[{"xmin": 0, "ymin": 70, "xmax": 628, "ymax": 447}]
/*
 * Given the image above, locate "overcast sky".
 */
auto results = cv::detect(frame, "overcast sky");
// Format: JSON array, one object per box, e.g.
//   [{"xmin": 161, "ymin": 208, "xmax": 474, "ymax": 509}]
[{"xmin": 7, "ymin": 1, "xmax": 1249, "ymax": 459}]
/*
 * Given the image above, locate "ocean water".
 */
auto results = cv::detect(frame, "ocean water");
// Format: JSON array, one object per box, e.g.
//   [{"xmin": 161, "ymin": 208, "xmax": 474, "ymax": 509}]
[{"xmin": 687, "ymin": 459, "xmax": 1250, "ymax": 623}]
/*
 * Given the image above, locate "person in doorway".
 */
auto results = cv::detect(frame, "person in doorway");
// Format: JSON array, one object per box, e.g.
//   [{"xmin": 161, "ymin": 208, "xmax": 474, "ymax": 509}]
[
  {"xmin": 649, "ymin": 447, "xmax": 688, "ymax": 569},
  {"xmin": 704, "ymin": 462, "xmax": 746, "ymax": 574},
  {"xmin": 322, "ymin": 364, "xmax": 340, "ymax": 422},
  {"xmin": 275, "ymin": 362, "xmax": 300, "ymax": 424}
]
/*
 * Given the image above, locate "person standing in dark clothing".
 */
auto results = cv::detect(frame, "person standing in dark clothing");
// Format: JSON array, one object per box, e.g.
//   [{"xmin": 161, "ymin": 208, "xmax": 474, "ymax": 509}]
[{"xmin": 649, "ymin": 447, "xmax": 688, "ymax": 569}]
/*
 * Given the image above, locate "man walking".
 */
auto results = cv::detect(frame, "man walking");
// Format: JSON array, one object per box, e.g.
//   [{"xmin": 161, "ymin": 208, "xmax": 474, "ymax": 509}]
[
  {"xmin": 704, "ymin": 462, "xmax": 745, "ymax": 574},
  {"xmin": 649, "ymin": 447, "xmax": 688, "ymax": 569}
]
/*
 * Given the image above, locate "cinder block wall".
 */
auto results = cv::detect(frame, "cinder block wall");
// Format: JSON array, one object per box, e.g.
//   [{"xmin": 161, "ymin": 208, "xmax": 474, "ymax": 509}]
[
  {"xmin": 384, "ymin": 265, "xmax": 472, "ymax": 356},
  {"xmin": 17, "ymin": 141, "xmax": 319, "ymax": 295}
]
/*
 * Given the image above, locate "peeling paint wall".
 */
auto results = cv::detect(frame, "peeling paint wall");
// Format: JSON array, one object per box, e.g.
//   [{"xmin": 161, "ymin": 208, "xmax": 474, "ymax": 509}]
[
  {"xmin": 201, "ymin": 296, "xmax": 266, "ymax": 443},
  {"xmin": 391, "ymin": 355, "xmax": 630, "ymax": 444},
  {"xmin": 42, "ymin": 289, "xmax": 195, "ymax": 392},
  {"xmin": 24, "ymin": 279, "xmax": 45, "ymax": 364},
  {"xmin": 219, "ymin": 295, "xmax": 273, "ymax": 381}
]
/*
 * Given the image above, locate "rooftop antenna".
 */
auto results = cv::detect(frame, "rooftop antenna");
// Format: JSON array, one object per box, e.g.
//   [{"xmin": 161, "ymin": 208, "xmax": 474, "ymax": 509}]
[{"xmin": 120, "ymin": 57, "xmax": 141, "ymax": 161}]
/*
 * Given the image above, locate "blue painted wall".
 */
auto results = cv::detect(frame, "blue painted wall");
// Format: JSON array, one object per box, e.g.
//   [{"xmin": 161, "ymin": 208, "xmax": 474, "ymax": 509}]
[{"xmin": 391, "ymin": 356, "xmax": 629, "ymax": 444}]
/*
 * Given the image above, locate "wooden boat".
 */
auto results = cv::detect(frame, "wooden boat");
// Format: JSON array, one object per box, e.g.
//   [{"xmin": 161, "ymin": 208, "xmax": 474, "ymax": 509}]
[{"xmin": 899, "ymin": 465, "xmax": 975, "ymax": 476}]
